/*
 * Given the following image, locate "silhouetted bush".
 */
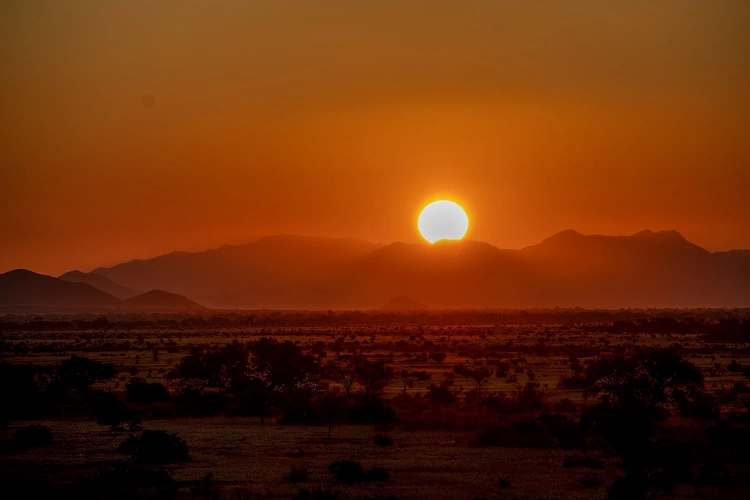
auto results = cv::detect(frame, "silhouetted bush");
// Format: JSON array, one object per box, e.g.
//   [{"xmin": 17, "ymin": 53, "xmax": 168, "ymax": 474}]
[
  {"xmin": 425, "ymin": 382, "xmax": 459, "ymax": 405},
  {"xmin": 288, "ymin": 466, "xmax": 309, "ymax": 483},
  {"xmin": 347, "ymin": 399, "xmax": 399, "ymax": 425},
  {"xmin": 536, "ymin": 412, "xmax": 586, "ymax": 449},
  {"xmin": 473, "ymin": 420, "xmax": 555, "ymax": 448},
  {"xmin": 174, "ymin": 390, "xmax": 228, "ymax": 416},
  {"xmin": 374, "ymin": 433, "xmax": 394, "ymax": 447},
  {"xmin": 126, "ymin": 378, "xmax": 170, "ymax": 404},
  {"xmin": 12, "ymin": 425, "xmax": 53, "ymax": 448},
  {"xmin": 118, "ymin": 430, "xmax": 191, "ymax": 463},
  {"xmin": 293, "ymin": 485, "xmax": 342, "ymax": 500},
  {"xmin": 564, "ymin": 455, "xmax": 605, "ymax": 468},
  {"xmin": 328, "ymin": 459, "xmax": 366, "ymax": 483},
  {"xmin": 189, "ymin": 472, "xmax": 220, "ymax": 500},
  {"xmin": 85, "ymin": 389, "xmax": 135, "ymax": 429},
  {"xmin": 279, "ymin": 407, "xmax": 320, "ymax": 425},
  {"xmin": 367, "ymin": 466, "xmax": 390, "ymax": 482},
  {"xmin": 576, "ymin": 473, "xmax": 604, "ymax": 489}
]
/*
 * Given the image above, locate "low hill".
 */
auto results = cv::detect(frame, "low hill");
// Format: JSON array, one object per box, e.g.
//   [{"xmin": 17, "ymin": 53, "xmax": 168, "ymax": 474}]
[
  {"xmin": 122, "ymin": 290, "xmax": 205, "ymax": 310},
  {"xmin": 0, "ymin": 269, "xmax": 121, "ymax": 309},
  {"xmin": 59, "ymin": 270, "xmax": 141, "ymax": 299}
]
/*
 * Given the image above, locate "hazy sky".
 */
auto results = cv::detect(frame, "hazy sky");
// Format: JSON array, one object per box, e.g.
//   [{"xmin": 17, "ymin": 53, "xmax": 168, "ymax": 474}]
[{"xmin": 2, "ymin": 1, "xmax": 749, "ymax": 275}]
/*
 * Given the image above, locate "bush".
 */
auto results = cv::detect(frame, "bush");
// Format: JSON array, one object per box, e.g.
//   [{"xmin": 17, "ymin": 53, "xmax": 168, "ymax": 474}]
[
  {"xmin": 126, "ymin": 378, "xmax": 170, "ymax": 404},
  {"xmin": 85, "ymin": 390, "xmax": 134, "ymax": 429},
  {"xmin": 347, "ymin": 399, "xmax": 399, "ymax": 425},
  {"xmin": 288, "ymin": 466, "xmax": 309, "ymax": 483},
  {"xmin": 174, "ymin": 390, "xmax": 228, "ymax": 416},
  {"xmin": 576, "ymin": 473, "xmax": 604, "ymax": 489},
  {"xmin": 374, "ymin": 433, "xmax": 394, "ymax": 447},
  {"xmin": 473, "ymin": 420, "xmax": 555, "ymax": 448},
  {"xmin": 118, "ymin": 430, "xmax": 191, "ymax": 463},
  {"xmin": 13, "ymin": 425, "xmax": 53, "ymax": 448},
  {"xmin": 563, "ymin": 455, "xmax": 605, "ymax": 468},
  {"xmin": 425, "ymin": 383, "xmax": 459, "ymax": 405},
  {"xmin": 367, "ymin": 466, "xmax": 389, "ymax": 482},
  {"xmin": 328, "ymin": 459, "xmax": 366, "ymax": 483},
  {"xmin": 293, "ymin": 485, "xmax": 342, "ymax": 500}
]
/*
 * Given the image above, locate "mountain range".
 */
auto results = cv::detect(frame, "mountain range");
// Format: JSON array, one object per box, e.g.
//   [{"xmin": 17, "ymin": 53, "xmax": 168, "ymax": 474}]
[
  {"xmin": 2, "ymin": 230, "xmax": 750, "ymax": 310},
  {"xmin": 0, "ymin": 269, "xmax": 204, "ymax": 311}
]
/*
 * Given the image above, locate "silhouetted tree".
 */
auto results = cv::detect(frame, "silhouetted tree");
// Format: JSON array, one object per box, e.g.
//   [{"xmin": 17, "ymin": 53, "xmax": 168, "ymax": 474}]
[
  {"xmin": 454, "ymin": 364, "xmax": 493, "ymax": 410},
  {"xmin": 580, "ymin": 348, "xmax": 706, "ymax": 500},
  {"xmin": 312, "ymin": 390, "xmax": 349, "ymax": 439},
  {"xmin": 55, "ymin": 355, "xmax": 116, "ymax": 392},
  {"xmin": 354, "ymin": 358, "xmax": 394, "ymax": 399},
  {"xmin": 169, "ymin": 339, "xmax": 319, "ymax": 424},
  {"xmin": 397, "ymin": 369, "xmax": 431, "ymax": 398},
  {"xmin": 324, "ymin": 355, "xmax": 360, "ymax": 397}
]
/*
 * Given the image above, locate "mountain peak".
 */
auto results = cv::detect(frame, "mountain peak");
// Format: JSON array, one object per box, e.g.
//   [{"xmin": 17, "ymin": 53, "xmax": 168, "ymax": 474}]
[{"xmin": 631, "ymin": 229, "xmax": 686, "ymax": 241}]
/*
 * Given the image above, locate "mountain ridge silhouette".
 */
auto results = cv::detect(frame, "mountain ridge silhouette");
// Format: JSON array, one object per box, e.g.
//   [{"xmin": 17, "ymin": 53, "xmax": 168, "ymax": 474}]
[
  {"xmin": 6, "ymin": 230, "xmax": 749, "ymax": 310},
  {"xmin": 83, "ymin": 230, "xmax": 750, "ymax": 309}
]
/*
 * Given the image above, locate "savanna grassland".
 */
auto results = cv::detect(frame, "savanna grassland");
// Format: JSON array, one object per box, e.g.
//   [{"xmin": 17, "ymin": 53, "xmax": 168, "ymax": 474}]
[{"xmin": 1, "ymin": 309, "xmax": 750, "ymax": 500}]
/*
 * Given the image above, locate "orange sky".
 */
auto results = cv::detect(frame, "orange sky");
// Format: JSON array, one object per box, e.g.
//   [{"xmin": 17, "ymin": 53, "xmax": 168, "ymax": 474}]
[{"xmin": 2, "ymin": 1, "xmax": 749, "ymax": 276}]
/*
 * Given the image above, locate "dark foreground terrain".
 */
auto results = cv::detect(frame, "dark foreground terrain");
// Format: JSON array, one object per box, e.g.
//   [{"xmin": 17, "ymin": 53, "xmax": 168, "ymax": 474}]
[{"xmin": 2, "ymin": 309, "xmax": 750, "ymax": 499}]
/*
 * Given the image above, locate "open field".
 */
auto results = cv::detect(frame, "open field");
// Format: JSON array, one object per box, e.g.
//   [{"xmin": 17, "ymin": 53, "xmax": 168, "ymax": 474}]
[{"xmin": 2, "ymin": 310, "xmax": 750, "ymax": 499}]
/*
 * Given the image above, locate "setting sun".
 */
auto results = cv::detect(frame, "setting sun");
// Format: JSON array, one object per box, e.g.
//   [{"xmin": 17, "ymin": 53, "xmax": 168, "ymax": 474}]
[{"xmin": 418, "ymin": 200, "xmax": 469, "ymax": 244}]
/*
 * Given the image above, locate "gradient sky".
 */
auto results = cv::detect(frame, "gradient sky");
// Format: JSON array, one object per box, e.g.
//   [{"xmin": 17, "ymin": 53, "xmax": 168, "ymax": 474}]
[{"xmin": 2, "ymin": 1, "xmax": 749, "ymax": 276}]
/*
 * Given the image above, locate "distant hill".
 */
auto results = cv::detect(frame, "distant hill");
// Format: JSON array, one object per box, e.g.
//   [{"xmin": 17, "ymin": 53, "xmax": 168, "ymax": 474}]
[
  {"xmin": 122, "ymin": 290, "xmax": 205, "ymax": 311},
  {"xmin": 65, "ymin": 230, "xmax": 750, "ymax": 309},
  {"xmin": 59, "ymin": 270, "xmax": 140, "ymax": 299},
  {"xmin": 93, "ymin": 234, "xmax": 383, "ymax": 308},
  {"xmin": 381, "ymin": 296, "xmax": 428, "ymax": 311},
  {"xmin": 0, "ymin": 269, "xmax": 121, "ymax": 309},
  {"xmin": 0, "ymin": 270, "xmax": 205, "ymax": 311}
]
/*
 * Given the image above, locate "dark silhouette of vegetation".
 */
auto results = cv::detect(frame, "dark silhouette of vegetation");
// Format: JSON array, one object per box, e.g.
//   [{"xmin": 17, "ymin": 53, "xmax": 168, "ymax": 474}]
[
  {"xmin": 328, "ymin": 459, "xmax": 366, "ymax": 483},
  {"xmin": 374, "ymin": 433, "xmax": 394, "ymax": 447},
  {"xmin": 118, "ymin": 430, "xmax": 191, "ymax": 463},
  {"xmin": 126, "ymin": 378, "xmax": 170, "ymax": 404},
  {"xmin": 169, "ymin": 338, "xmax": 319, "ymax": 423},
  {"xmin": 287, "ymin": 466, "xmax": 309, "ymax": 483},
  {"xmin": 292, "ymin": 485, "xmax": 342, "ymax": 500},
  {"xmin": 13, "ymin": 424, "xmax": 53, "ymax": 448}
]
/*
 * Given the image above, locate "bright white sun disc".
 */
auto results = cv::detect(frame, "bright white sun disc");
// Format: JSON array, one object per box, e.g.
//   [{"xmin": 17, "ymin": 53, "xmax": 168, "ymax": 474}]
[{"xmin": 418, "ymin": 200, "xmax": 469, "ymax": 243}]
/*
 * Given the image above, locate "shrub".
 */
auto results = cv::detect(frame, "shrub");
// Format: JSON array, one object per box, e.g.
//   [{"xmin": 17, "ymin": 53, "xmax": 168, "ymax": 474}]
[
  {"xmin": 367, "ymin": 466, "xmax": 389, "ymax": 482},
  {"xmin": 13, "ymin": 425, "xmax": 53, "ymax": 448},
  {"xmin": 425, "ymin": 383, "xmax": 459, "ymax": 405},
  {"xmin": 118, "ymin": 430, "xmax": 191, "ymax": 463},
  {"xmin": 293, "ymin": 485, "xmax": 342, "ymax": 500},
  {"xmin": 328, "ymin": 459, "xmax": 366, "ymax": 483},
  {"xmin": 473, "ymin": 420, "xmax": 555, "ymax": 448},
  {"xmin": 174, "ymin": 390, "xmax": 228, "ymax": 416},
  {"xmin": 126, "ymin": 378, "xmax": 170, "ymax": 404},
  {"xmin": 288, "ymin": 466, "xmax": 309, "ymax": 483},
  {"xmin": 563, "ymin": 455, "xmax": 605, "ymax": 468},
  {"xmin": 576, "ymin": 473, "xmax": 604, "ymax": 489},
  {"xmin": 347, "ymin": 399, "xmax": 399, "ymax": 425},
  {"xmin": 374, "ymin": 433, "xmax": 394, "ymax": 447},
  {"xmin": 189, "ymin": 472, "xmax": 221, "ymax": 500},
  {"xmin": 85, "ymin": 390, "xmax": 134, "ymax": 429}
]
